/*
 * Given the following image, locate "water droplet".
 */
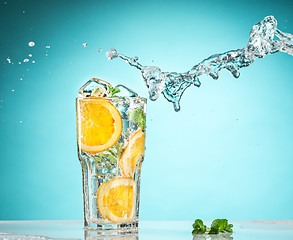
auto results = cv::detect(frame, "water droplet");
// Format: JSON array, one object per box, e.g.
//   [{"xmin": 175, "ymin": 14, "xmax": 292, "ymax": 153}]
[
  {"xmin": 23, "ymin": 59, "xmax": 29, "ymax": 63},
  {"xmin": 28, "ymin": 41, "xmax": 35, "ymax": 47},
  {"xmin": 28, "ymin": 54, "xmax": 32, "ymax": 57},
  {"xmin": 98, "ymin": 48, "xmax": 102, "ymax": 52},
  {"xmin": 82, "ymin": 43, "xmax": 87, "ymax": 47}
]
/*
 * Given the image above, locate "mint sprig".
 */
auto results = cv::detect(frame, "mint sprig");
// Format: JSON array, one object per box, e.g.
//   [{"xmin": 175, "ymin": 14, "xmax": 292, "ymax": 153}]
[
  {"xmin": 209, "ymin": 219, "xmax": 233, "ymax": 234},
  {"xmin": 93, "ymin": 142, "xmax": 124, "ymax": 173},
  {"xmin": 108, "ymin": 85, "xmax": 121, "ymax": 97},
  {"xmin": 192, "ymin": 219, "xmax": 233, "ymax": 235},
  {"xmin": 192, "ymin": 219, "xmax": 207, "ymax": 234}
]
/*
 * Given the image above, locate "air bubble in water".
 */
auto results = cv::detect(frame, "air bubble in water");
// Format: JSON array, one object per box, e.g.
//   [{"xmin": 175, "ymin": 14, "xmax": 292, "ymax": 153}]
[
  {"xmin": 32, "ymin": 61, "xmax": 35, "ymax": 63},
  {"xmin": 23, "ymin": 59, "xmax": 29, "ymax": 63},
  {"xmin": 28, "ymin": 41, "xmax": 35, "ymax": 47},
  {"xmin": 7, "ymin": 58, "xmax": 11, "ymax": 63},
  {"xmin": 28, "ymin": 54, "xmax": 32, "ymax": 57},
  {"xmin": 98, "ymin": 48, "xmax": 102, "ymax": 52},
  {"xmin": 46, "ymin": 46, "xmax": 50, "ymax": 49},
  {"xmin": 83, "ymin": 43, "xmax": 87, "ymax": 47}
]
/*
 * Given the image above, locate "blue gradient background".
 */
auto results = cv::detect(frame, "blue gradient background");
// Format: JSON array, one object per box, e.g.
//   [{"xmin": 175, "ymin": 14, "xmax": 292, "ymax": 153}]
[{"xmin": 0, "ymin": 0, "xmax": 293, "ymax": 220}]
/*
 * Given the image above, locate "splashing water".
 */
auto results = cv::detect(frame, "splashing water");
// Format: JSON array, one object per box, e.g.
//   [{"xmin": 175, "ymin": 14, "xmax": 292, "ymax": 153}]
[{"xmin": 106, "ymin": 16, "xmax": 293, "ymax": 111}]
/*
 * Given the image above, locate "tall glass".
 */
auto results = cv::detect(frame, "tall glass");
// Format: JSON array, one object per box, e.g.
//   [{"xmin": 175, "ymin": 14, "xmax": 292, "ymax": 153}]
[{"xmin": 76, "ymin": 96, "xmax": 146, "ymax": 232}]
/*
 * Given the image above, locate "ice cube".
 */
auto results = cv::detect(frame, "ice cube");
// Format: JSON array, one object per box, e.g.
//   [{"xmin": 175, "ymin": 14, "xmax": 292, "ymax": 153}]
[
  {"xmin": 78, "ymin": 78, "xmax": 112, "ymax": 97},
  {"xmin": 114, "ymin": 84, "xmax": 138, "ymax": 97}
]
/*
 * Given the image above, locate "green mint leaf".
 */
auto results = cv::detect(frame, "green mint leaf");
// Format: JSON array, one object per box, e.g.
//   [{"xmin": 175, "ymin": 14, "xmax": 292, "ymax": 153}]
[
  {"xmin": 192, "ymin": 219, "xmax": 207, "ymax": 234},
  {"xmin": 209, "ymin": 226, "xmax": 220, "ymax": 234},
  {"xmin": 130, "ymin": 108, "xmax": 146, "ymax": 130},
  {"xmin": 107, "ymin": 149, "xmax": 117, "ymax": 158},
  {"xmin": 224, "ymin": 223, "xmax": 233, "ymax": 233},
  {"xmin": 108, "ymin": 86, "xmax": 121, "ymax": 97},
  {"xmin": 209, "ymin": 219, "xmax": 224, "ymax": 234},
  {"xmin": 114, "ymin": 142, "xmax": 124, "ymax": 158},
  {"xmin": 209, "ymin": 219, "xmax": 233, "ymax": 234}
]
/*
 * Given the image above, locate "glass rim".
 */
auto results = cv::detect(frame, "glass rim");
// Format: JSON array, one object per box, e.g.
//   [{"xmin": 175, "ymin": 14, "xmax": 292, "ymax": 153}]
[{"xmin": 76, "ymin": 96, "xmax": 147, "ymax": 102}]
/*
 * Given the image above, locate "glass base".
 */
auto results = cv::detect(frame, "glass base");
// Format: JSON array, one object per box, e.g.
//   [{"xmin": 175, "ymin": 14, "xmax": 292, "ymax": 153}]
[
  {"xmin": 84, "ymin": 220, "xmax": 138, "ymax": 233},
  {"xmin": 84, "ymin": 230, "xmax": 138, "ymax": 240}
]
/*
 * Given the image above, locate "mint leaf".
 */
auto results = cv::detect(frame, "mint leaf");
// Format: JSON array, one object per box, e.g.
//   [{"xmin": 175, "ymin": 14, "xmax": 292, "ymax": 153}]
[
  {"xmin": 108, "ymin": 86, "xmax": 121, "ymax": 97},
  {"xmin": 209, "ymin": 219, "xmax": 233, "ymax": 234},
  {"xmin": 192, "ymin": 219, "xmax": 207, "ymax": 234},
  {"xmin": 225, "ymin": 224, "xmax": 233, "ymax": 233},
  {"xmin": 130, "ymin": 108, "xmax": 146, "ymax": 130},
  {"xmin": 192, "ymin": 219, "xmax": 233, "ymax": 235}
]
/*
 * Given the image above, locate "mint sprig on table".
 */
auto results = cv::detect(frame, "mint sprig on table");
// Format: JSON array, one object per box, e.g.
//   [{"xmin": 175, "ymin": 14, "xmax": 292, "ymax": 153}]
[
  {"xmin": 209, "ymin": 219, "xmax": 233, "ymax": 234},
  {"xmin": 192, "ymin": 219, "xmax": 233, "ymax": 235},
  {"xmin": 192, "ymin": 219, "xmax": 207, "ymax": 234}
]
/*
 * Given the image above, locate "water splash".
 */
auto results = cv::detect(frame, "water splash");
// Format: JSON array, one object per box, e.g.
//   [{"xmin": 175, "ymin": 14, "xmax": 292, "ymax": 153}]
[{"xmin": 106, "ymin": 16, "xmax": 293, "ymax": 111}]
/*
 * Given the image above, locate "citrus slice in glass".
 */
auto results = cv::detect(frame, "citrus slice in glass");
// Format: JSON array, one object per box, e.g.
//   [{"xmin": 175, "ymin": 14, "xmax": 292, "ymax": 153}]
[
  {"xmin": 77, "ymin": 98, "xmax": 123, "ymax": 154},
  {"xmin": 120, "ymin": 128, "xmax": 145, "ymax": 178},
  {"xmin": 97, "ymin": 177, "xmax": 136, "ymax": 223}
]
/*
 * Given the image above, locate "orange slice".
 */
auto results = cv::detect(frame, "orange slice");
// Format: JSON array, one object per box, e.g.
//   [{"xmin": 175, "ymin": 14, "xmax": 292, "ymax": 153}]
[
  {"xmin": 77, "ymin": 98, "xmax": 123, "ymax": 154},
  {"xmin": 120, "ymin": 129, "xmax": 145, "ymax": 178},
  {"xmin": 97, "ymin": 177, "xmax": 136, "ymax": 223}
]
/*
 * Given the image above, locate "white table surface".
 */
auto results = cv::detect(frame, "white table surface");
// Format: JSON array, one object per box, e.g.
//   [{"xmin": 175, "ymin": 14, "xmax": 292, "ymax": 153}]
[{"xmin": 1, "ymin": 220, "xmax": 293, "ymax": 240}]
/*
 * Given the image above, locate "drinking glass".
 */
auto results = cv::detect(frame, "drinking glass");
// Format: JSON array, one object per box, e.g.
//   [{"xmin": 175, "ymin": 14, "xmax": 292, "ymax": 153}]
[{"xmin": 76, "ymin": 96, "xmax": 146, "ymax": 232}]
